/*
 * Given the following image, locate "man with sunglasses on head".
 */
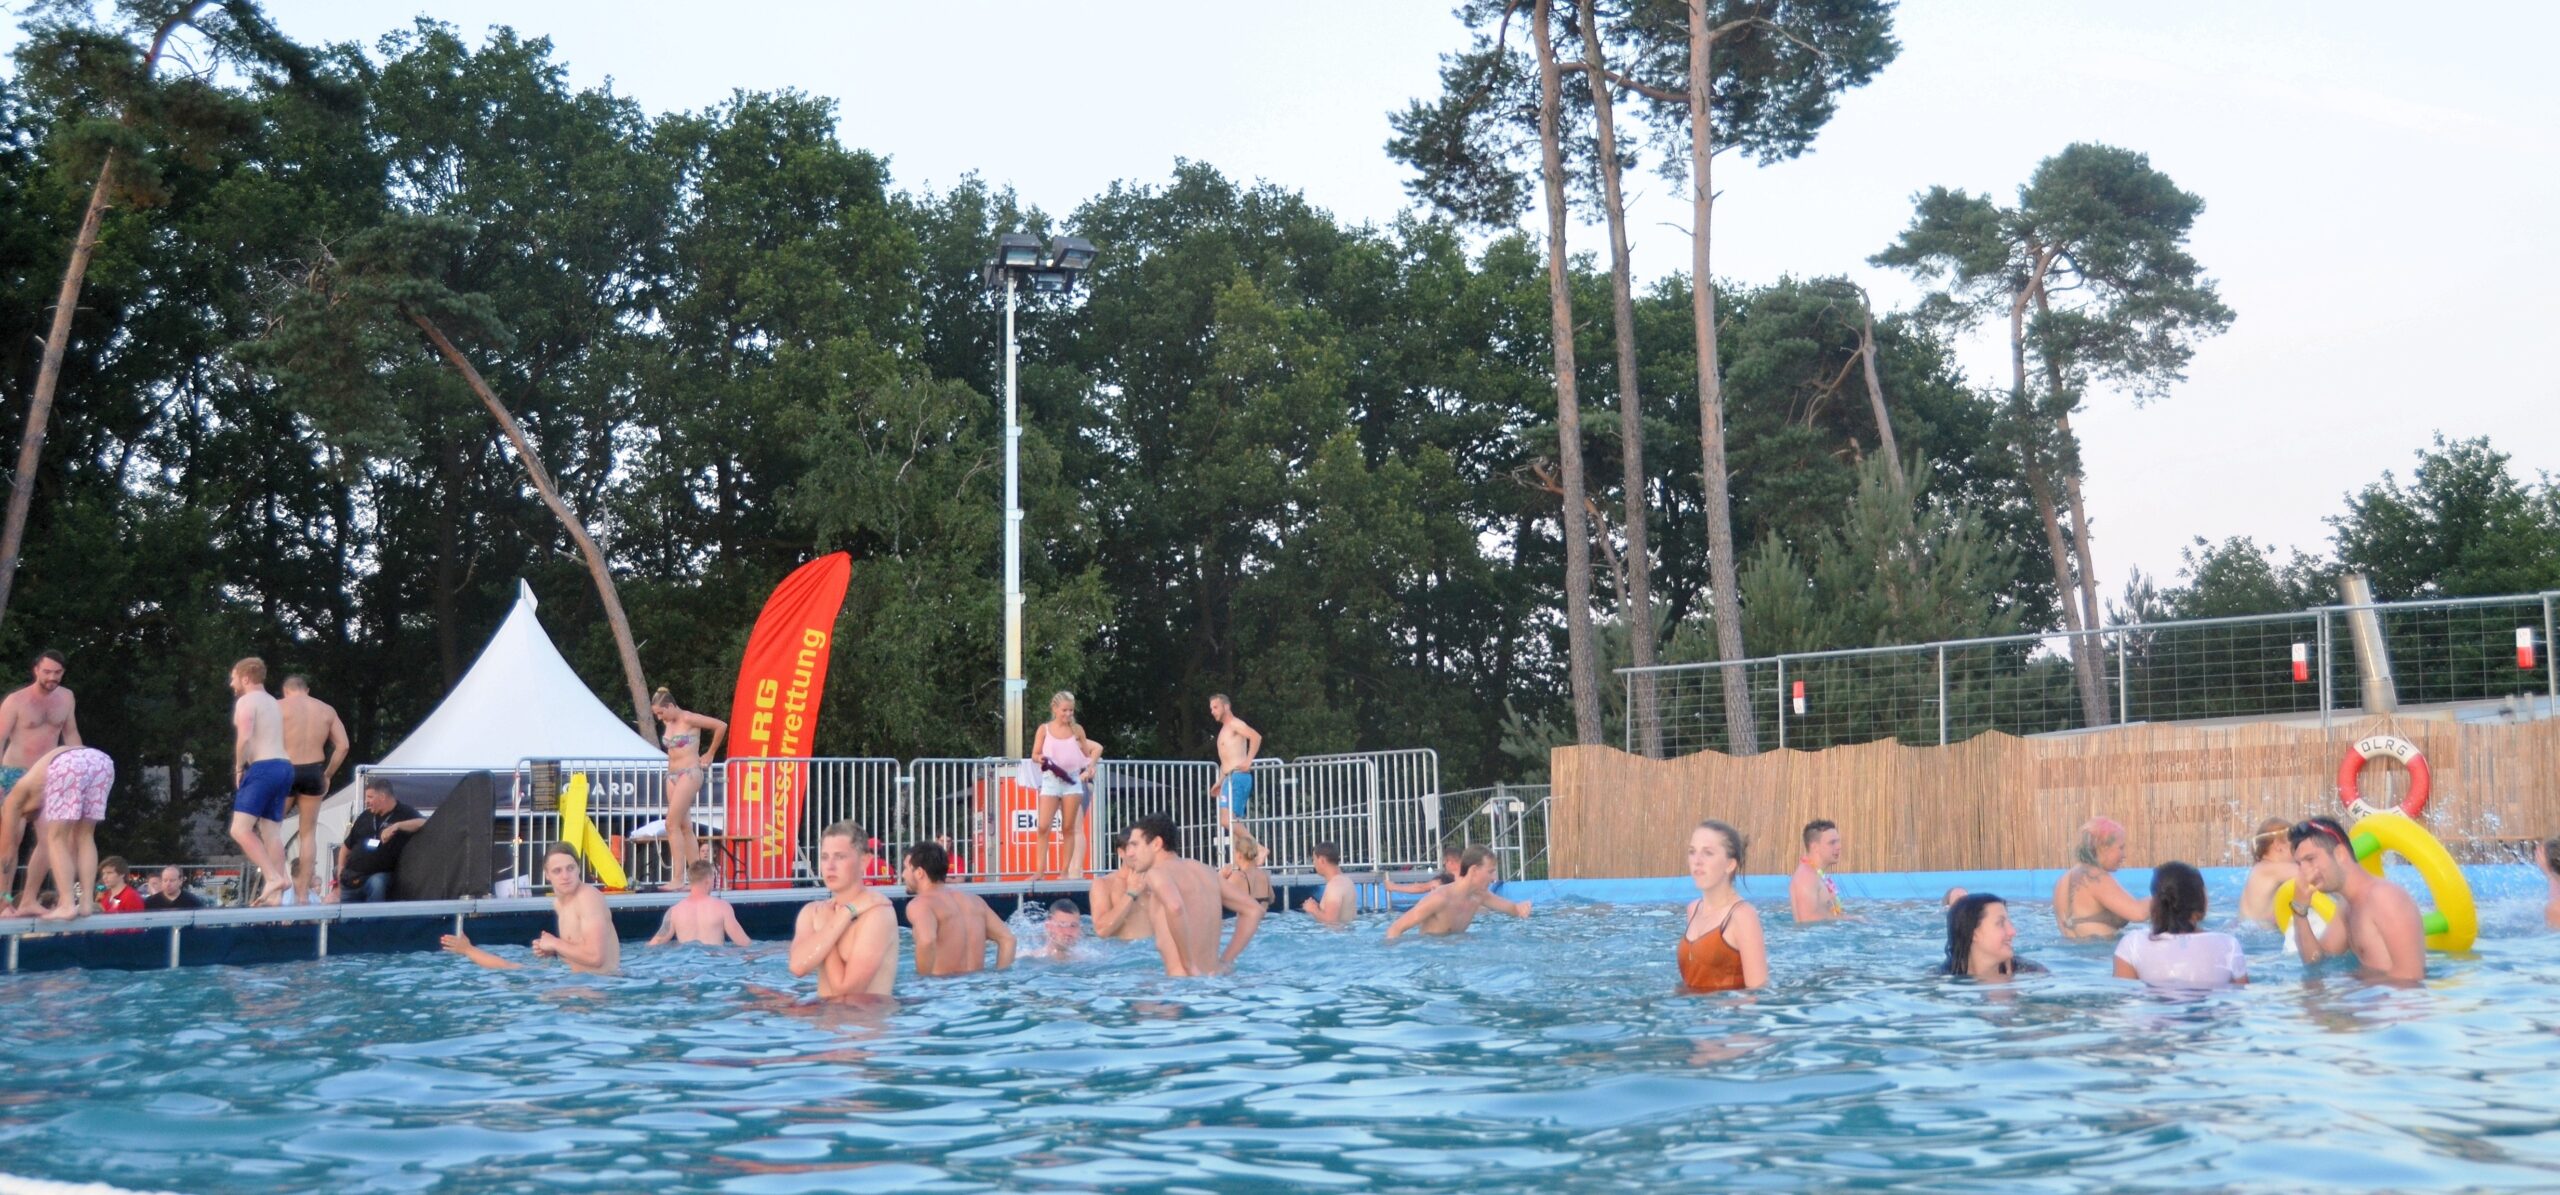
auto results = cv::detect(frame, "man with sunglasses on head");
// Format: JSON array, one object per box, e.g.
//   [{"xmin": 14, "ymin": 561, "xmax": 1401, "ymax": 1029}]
[{"xmin": 2287, "ymin": 815, "xmax": 2425, "ymax": 984}]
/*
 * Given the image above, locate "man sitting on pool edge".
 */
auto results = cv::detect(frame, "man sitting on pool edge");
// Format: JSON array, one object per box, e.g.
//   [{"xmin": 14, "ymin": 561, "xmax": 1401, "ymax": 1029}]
[
  {"xmin": 649, "ymin": 860, "xmax": 752, "ymax": 946},
  {"xmin": 2288, "ymin": 816, "xmax": 2424, "ymax": 983},
  {"xmin": 1385, "ymin": 846, "xmax": 1530, "ymax": 940},
  {"xmin": 442, "ymin": 844, "xmax": 620, "ymax": 975},
  {"xmin": 789, "ymin": 821, "xmax": 898, "ymax": 998},
  {"xmin": 1101, "ymin": 812, "xmax": 1262, "ymax": 976}
]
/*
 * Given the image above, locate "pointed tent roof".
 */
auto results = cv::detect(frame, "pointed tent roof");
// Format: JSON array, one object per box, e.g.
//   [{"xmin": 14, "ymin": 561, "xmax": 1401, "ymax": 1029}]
[{"xmin": 310, "ymin": 581, "xmax": 655, "ymax": 842}]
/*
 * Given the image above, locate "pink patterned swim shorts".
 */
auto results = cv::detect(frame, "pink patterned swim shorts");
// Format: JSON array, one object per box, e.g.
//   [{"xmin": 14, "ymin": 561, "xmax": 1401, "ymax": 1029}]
[{"xmin": 41, "ymin": 747, "xmax": 113, "ymax": 822}]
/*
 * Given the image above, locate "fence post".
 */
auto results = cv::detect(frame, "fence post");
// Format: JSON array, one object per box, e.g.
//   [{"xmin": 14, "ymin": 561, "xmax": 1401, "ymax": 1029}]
[
  {"xmin": 2545, "ymin": 593, "xmax": 2556, "ymax": 705},
  {"xmin": 1773, "ymin": 657, "xmax": 1787, "ymax": 751},
  {"xmin": 2318, "ymin": 610, "xmax": 2334, "ymax": 732},
  {"xmin": 2114, "ymin": 631, "xmax": 2129, "ymax": 725},
  {"xmin": 1936, "ymin": 645, "xmax": 1948, "ymax": 746},
  {"xmin": 1622, "ymin": 673, "xmax": 1634, "ymax": 754}
]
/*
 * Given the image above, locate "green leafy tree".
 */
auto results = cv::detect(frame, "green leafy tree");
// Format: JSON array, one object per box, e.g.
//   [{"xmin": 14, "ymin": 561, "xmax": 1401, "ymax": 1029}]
[{"xmin": 2332, "ymin": 435, "xmax": 2560, "ymax": 601}]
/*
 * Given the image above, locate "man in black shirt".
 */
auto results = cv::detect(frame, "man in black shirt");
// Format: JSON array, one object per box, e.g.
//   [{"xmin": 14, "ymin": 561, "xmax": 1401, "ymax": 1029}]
[
  {"xmin": 142, "ymin": 864, "xmax": 203, "ymax": 910},
  {"xmin": 338, "ymin": 778, "xmax": 425, "ymax": 903}
]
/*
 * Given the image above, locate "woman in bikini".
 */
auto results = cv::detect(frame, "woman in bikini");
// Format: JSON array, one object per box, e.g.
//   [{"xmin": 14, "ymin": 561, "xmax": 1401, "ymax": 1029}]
[
  {"xmin": 1029, "ymin": 691, "xmax": 1103, "ymax": 880},
  {"xmin": 650, "ymin": 688, "xmax": 726, "ymax": 889},
  {"xmin": 2051, "ymin": 816, "xmax": 2150, "ymax": 941},
  {"xmin": 1678, "ymin": 820, "xmax": 1768, "ymax": 992}
]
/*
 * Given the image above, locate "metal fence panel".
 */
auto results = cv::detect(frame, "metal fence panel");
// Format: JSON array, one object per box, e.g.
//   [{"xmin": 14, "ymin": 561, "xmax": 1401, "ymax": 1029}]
[
  {"xmin": 729, "ymin": 756, "xmax": 902, "ymax": 883},
  {"xmin": 1300, "ymin": 748, "xmax": 1441, "ymax": 870}
]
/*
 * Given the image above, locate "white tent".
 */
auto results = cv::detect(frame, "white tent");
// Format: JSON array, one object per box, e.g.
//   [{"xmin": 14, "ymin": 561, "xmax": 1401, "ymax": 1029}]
[{"xmin": 305, "ymin": 580, "xmax": 658, "ymax": 848}]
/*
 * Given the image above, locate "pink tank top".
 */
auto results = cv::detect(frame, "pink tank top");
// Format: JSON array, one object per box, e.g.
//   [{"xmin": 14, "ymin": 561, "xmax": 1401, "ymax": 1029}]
[{"xmin": 1039, "ymin": 727, "xmax": 1088, "ymax": 776}]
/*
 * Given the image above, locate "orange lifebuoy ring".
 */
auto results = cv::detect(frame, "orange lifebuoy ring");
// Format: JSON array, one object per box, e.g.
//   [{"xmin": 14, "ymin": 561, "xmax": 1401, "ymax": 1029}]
[{"xmin": 2338, "ymin": 733, "xmax": 2429, "ymax": 818}]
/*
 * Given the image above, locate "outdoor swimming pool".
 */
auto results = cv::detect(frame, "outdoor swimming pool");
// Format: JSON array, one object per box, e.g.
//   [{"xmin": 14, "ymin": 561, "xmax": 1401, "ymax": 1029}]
[{"xmin": 3, "ymin": 882, "xmax": 2558, "ymax": 1193}]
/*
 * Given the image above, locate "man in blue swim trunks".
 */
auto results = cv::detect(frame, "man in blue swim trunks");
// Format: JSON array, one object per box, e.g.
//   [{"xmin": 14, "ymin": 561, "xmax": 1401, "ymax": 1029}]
[
  {"xmin": 228, "ymin": 657, "xmax": 295, "ymax": 906},
  {"xmin": 1208, "ymin": 694, "xmax": 1262, "ymax": 866}
]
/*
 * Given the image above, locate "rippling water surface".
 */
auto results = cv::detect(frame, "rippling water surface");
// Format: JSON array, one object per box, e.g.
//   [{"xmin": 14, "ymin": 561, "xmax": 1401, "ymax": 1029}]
[{"xmin": 4, "ymin": 892, "xmax": 2559, "ymax": 1192}]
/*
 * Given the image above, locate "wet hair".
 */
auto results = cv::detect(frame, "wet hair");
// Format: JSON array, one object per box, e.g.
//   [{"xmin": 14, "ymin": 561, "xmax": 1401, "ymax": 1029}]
[
  {"xmin": 651, "ymin": 686, "xmax": 674, "ymax": 708},
  {"xmin": 2250, "ymin": 817, "xmax": 2290, "ymax": 862},
  {"xmin": 686, "ymin": 860, "xmax": 714, "ymax": 883},
  {"xmin": 2073, "ymin": 817, "xmax": 2126, "ymax": 867},
  {"xmin": 233, "ymin": 656, "xmax": 266, "ymax": 684},
  {"xmin": 1801, "ymin": 819, "xmax": 1837, "ymax": 849},
  {"xmin": 283, "ymin": 674, "xmax": 311, "ymax": 692},
  {"xmin": 906, "ymin": 840, "xmax": 950, "ymax": 883},
  {"xmin": 1049, "ymin": 898, "xmax": 1081, "ymax": 917},
  {"xmin": 99, "ymin": 856, "xmax": 129, "ymax": 879},
  {"xmin": 2546, "ymin": 834, "xmax": 2560, "ymax": 877},
  {"xmin": 1311, "ymin": 842, "xmax": 1340, "ymax": 866},
  {"xmin": 1697, "ymin": 819, "xmax": 1747, "ymax": 871},
  {"xmin": 1459, "ymin": 846, "xmax": 1494, "ymax": 875},
  {"xmin": 2147, "ymin": 861, "xmax": 2206, "ymax": 936},
  {"xmin": 2289, "ymin": 816, "xmax": 2351, "ymax": 854},
  {"xmin": 822, "ymin": 820, "xmax": 867, "ymax": 849},
  {"xmin": 1130, "ymin": 813, "xmax": 1178, "ymax": 854},
  {"xmin": 35, "ymin": 649, "xmax": 65, "ymax": 668},
  {"xmin": 1942, "ymin": 893, "xmax": 2009, "ymax": 977}
]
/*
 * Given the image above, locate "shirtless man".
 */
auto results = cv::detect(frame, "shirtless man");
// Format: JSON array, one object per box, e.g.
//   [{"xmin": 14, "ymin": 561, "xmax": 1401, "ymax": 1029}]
[
  {"xmin": 228, "ymin": 658, "xmax": 295, "ymax": 906},
  {"xmin": 1385, "ymin": 846, "xmax": 1531, "ymax": 940},
  {"xmin": 1385, "ymin": 848, "xmax": 1463, "ymax": 896},
  {"xmin": 1103, "ymin": 813, "xmax": 1263, "ymax": 977},
  {"xmin": 1035, "ymin": 899, "xmax": 1086, "ymax": 960},
  {"xmin": 2288, "ymin": 815, "xmax": 2425, "ymax": 983},
  {"xmin": 1789, "ymin": 819, "xmax": 1846, "ymax": 924},
  {"xmin": 649, "ymin": 861, "xmax": 751, "ymax": 946},
  {"xmin": 1, "ymin": 746, "xmax": 113, "ymax": 919},
  {"xmin": 1300, "ymin": 840, "xmax": 1357, "ymax": 927},
  {"xmin": 0, "ymin": 650, "xmax": 79, "ymax": 905},
  {"xmin": 1088, "ymin": 830, "xmax": 1152, "ymax": 941},
  {"xmin": 1207, "ymin": 694, "xmax": 1262, "ymax": 864},
  {"xmin": 903, "ymin": 841, "xmax": 1014, "ymax": 976},
  {"xmin": 278, "ymin": 675, "xmax": 350, "ymax": 904},
  {"xmin": 1219, "ymin": 833, "xmax": 1273, "ymax": 907},
  {"xmin": 2540, "ymin": 836, "xmax": 2560, "ymax": 931},
  {"xmin": 788, "ymin": 821, "xmax": 899, "ymax": 998},
  {"xmin": 442, "ymin": 845, "xmax": 622, "ymax": 975}
]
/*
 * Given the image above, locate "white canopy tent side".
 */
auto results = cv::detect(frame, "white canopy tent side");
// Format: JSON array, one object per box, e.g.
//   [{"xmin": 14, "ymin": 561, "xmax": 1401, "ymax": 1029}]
[{"xmin": 299, "ymin": 580, "xmax": 659, "ymax": 852}]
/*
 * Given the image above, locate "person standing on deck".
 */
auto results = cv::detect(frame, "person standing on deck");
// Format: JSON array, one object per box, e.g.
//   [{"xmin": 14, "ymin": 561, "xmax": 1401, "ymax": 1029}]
[
  {"xmin": 1790, "ymin": 820, "xmax": 1846, "ymax": 924},
  {"xmin": 278, "ymin": 675, "xmax": 350, "ymax": 905},
  {"xmin": 1030, "ymin": 691, "xmax": 1103, "ymax": 880},
  {"xmin": 648, "ymin": 688, "xmax": 726, "ymax": 892},
  {"xmin": 1207, "ymin": 694, "xmax": 1262, "ymax": 865},
  {"xmin": 229, "ymin": 658, "xmax": 295, "ymax": 907},
  {"xmin": 788, "ymin": 821, "xmax": 898, "ymax": 998},
  {"xmin": 2, "ymin": 745, "xmax": 112, "ymax": 919},
  {"xmin": 0, "ymin": 650, "xmax": 79, "ymax": 907}
]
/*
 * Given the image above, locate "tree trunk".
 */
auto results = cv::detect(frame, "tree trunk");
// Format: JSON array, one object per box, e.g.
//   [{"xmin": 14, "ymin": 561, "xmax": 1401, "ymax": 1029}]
[
  {"xmin": 1578, "ymin": 0, "xmax": 1661, "ymax": 757},
  {"xmin": 2009, "ymin": 275, "xmax": 2109, "ymax": 725},
  {"xmin": 0, "ymin": 3, "xmax": 211, "ymax": 632},
  {"xmin": 2030, "ymin": 284, "xmax": 2109, "ymax": 659},
  {"xmin": 408, "ymin": 309, "xmax": 656, "ymax": 740},
  {"xmin": 1533, "ymin": 0, "xmax": 1605, "ymax": 746},
  {"xmin": 1686, "ymin": 4, "xmax": 1759, "ymax": 754},
  {"xmin": 1852, "ymin": 286, "xmax": 1906, "ymax": 492}
]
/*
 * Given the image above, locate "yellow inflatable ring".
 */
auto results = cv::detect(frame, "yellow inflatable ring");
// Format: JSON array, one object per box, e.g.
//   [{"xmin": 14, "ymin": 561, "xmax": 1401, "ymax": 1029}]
[
  {"xmin": 2350, "ymin": 812, "xmax": 2475, "ymax": 952},
  {"xmin": 2269, "ymin": 881, "xmax": 2336, "ymax": 934}
]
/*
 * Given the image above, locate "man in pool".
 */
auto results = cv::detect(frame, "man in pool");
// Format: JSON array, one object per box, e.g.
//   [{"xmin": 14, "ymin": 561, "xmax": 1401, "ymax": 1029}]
[
  {"xmin": 1301, "ymin": 841, "xmax": 1357, "ymax": 927},
  {"xmin": 1385, "ymin": 847, "xmax": 1464, "ymax": 896},
  {"xmin": 0, "ymin": 649, "xmax": 79, "ymax": 906},
  {"xmin": 277, "ymin": 674, "xmax": 349, "ymax": 905},
  {"xmin": 2288, "ymin": 816, "xmax": 2424, "ymax": 983},
  {"xmin": 1385, "ymin": 846, "xmax": 1531, "ymax": 939},
  {"xmin": 1790, "ymin": 819, "xmax": 1846, "ymax": 923},
  {"xmin": 228, "ymin": 657, "xmax": 295, "ymax": 907},
  {"xmin": 1088, "ymin": 829, "xmax": 1153, "ymax": 942},
  {"xmin": 442, "ymin": 845, "xmax": 620, "ymax": 975},
  {"xmin": 1035, "ymin": 898, "xmax": 1086, "ymax": 960},
  {"xmin": 789, "ymin": 821, "xmax": 898, "ymax": 998},
  {"xmin": 2541, "ymin": 836, "xmax": 2560, "ymax": 930},
  {"xmin": 1208, "ymin": 694, "xmax": 1261, "ymax": 863},
  {"xmin": 649, "ymin": 860, "xmax": 752, "ymax": 946},
  {"xmin": 1106, "ymin": 812, "xmax": 1263, "ymax": 976},
  {"xmin": 904, "ymin": 840, "xmax": 1014, "ymax": 975}
]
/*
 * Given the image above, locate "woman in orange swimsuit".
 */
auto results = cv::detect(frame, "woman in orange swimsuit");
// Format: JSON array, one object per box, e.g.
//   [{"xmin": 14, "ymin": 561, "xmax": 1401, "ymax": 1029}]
[{"xmin": 1678, "ymin": 820, "xmax": 1768, "ymax": 992}]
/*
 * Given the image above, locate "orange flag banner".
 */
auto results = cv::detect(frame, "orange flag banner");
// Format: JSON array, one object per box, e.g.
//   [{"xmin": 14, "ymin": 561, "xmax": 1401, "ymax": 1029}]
[{"xmin": 724, "ymin": 552, "xmax": 851, "ymax": 887}]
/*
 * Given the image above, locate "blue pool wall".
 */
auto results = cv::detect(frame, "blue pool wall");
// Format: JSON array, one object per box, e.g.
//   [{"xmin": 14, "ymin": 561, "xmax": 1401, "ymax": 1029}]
[{"xmin": 1496, "ymin": 863, "xmax": 2552, "ymax": 908}]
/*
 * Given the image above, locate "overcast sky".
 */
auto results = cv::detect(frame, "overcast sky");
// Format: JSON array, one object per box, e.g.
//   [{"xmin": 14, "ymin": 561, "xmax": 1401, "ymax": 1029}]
[{"xmin": 22, "ymin": 1, "xmax": 2559, "ymax": 606}]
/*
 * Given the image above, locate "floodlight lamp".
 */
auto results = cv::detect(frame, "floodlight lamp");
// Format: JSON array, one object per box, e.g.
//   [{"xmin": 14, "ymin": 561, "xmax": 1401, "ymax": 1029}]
[
  {"xmin": 1048, "ymin": 235, "xmax": 1098, "ymax": 272},
  {"xmin": 1027, "ymin": 269, "xmax": 1071, "ymax": 296},
  {"xmin": 995, "ymin": 233, "xmax": 1042, "ymax": 269}
]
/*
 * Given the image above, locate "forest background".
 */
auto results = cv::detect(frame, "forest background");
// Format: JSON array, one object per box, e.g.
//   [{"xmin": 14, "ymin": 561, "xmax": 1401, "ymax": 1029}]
[{"xmin": 4, "ymin": 1, "xmax": 2556, "ymax": 859}]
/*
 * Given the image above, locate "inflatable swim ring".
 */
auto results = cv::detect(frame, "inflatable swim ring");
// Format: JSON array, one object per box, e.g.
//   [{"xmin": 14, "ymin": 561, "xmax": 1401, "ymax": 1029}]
[{"xmin": 2273, "ymin": 812, "xmax": 2474, "ymax": 953}]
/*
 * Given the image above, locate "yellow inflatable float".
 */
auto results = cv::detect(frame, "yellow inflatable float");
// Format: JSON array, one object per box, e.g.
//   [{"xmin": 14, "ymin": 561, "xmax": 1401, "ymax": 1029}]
[
  {"xmin": 556, "ymin": 772, "xmax": 630, "ymax": 891},
  {"xmin": 2272, "ymin": 811, "xmax": 2475, "ymax": 952}
]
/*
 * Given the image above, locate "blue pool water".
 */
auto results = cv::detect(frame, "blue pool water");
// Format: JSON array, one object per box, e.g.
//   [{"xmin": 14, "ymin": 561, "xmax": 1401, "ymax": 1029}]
[{"xmin": 4, "ymin": 882, "xmax": 2558, "ymax": 1193}]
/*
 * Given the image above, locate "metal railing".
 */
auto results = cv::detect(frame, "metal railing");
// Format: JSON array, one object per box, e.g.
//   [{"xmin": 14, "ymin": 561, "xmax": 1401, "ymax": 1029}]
[
  {"xmin": 1624, "ymin": 591, "xmax": 2559, "ymax": 756},
  {"xmin": 1443, "ymin": 783, "xmax": 1552, "ymax": 882}
]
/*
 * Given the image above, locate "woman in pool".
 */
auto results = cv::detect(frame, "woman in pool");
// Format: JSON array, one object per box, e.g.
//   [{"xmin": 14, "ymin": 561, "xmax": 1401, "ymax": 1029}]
[
  {"xmin": 1678, "ymin": 820, "xmax": 1767, "ymax": 991},
  {"xmin": 650, "ymin": 688, "xmax": 726, "ymax": 889},
  {"xmin": 1942, "ymin": 893, "xmax": 2039, "ymax": 982},
  {"xmin": 2236, "ymin": 817, "xmax": 2294, "ymax": 926},
  {"xmin": 2052, "ymin": 816, "xmax": 2150, "ymax": 941},
  {"xmin": 2113, "ymin": 861, "xmax": 2247, "ymax": 988}
]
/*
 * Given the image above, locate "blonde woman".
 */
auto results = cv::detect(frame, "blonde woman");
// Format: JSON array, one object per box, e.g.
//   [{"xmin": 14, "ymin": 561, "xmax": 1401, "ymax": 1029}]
[
  {"xmin": 2052, "ymin": 816, "xmax": 2150, "ymax": 940},
  {"xmin": 1030, "ymin": 691, "xmax": 1103, "ymax": 879},
  {"xmin": 649, "ymin": 688, "xmax": 726, "ymax": 889}
]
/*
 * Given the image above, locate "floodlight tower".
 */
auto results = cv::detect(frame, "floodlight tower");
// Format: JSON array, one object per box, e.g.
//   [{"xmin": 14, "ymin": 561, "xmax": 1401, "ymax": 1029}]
[{"xmin": 984, "ymin": 233, "xmax": 1097, "ymax": 759}]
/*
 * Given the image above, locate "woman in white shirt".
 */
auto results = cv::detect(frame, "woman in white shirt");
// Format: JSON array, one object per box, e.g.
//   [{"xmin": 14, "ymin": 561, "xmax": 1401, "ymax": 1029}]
[{"xmin": 2114, "ymin": 861, "xmax": 2248, "ymax": 988}]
